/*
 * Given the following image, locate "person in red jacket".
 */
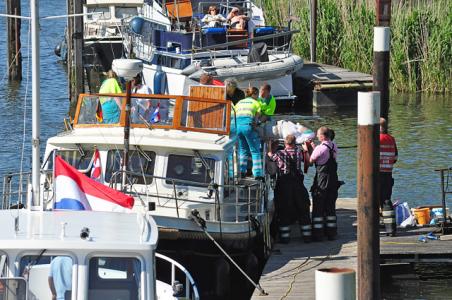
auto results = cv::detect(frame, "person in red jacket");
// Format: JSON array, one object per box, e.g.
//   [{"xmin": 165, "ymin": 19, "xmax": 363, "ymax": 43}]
[{"xmin": 380, "ymin": 117, "xmax": 398, "ymax": 208}]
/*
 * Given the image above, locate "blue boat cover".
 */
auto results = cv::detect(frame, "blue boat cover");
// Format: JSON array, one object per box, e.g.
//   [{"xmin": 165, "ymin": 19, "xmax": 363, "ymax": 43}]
[
  {"xmin": 202, "ymin": 27, "xmax": 226, "ymax": 35},
  {"xmin": 255, "ymin": 27, "xmax": 274, "ymax": 35}
]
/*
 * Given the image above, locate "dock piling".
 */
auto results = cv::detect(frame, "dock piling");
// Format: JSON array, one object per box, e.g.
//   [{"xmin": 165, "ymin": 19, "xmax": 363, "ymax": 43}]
[
  {"xmin": 7, "ymin": 0, "xmax": 22, "ymax": 81},
  {"xmin": 357, "ymin": 91, "xmax": 381, "ymax": 300}
]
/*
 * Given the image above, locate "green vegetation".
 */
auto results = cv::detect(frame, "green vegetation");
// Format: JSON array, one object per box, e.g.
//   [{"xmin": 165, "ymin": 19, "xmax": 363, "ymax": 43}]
[{"xmin": 262, "ymin": 0, "xmax": 452, "ymax": 93}]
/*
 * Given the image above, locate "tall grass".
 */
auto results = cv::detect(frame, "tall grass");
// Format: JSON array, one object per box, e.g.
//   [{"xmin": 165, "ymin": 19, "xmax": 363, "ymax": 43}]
[{"xmin": 262, "ymin": 0, "xmax": 452, "ymax": 93}]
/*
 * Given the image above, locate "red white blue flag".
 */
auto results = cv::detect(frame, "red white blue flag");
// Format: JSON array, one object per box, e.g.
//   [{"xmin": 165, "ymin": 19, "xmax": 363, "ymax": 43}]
[
  {"xmin": 150, "ymin": 103, "xmax": 160, "ymax": 123},
  {"xmin": 90, "ymin": 149, "xmax": 102, "ymax": 182},
  {"xmin": 54, "ymin": 156, "xmax": 134, "ymax": 212}
]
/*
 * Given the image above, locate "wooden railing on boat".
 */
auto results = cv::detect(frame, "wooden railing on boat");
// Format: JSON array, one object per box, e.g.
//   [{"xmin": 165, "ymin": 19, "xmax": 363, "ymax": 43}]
[{"xmin": 73, "ymin": 93, "xmax": 231, "ymax": 135}]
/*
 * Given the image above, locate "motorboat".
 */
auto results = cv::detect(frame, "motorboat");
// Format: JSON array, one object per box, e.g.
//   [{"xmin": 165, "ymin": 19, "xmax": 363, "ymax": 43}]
[
  {"xmin": 24, "ymin": 71, "xmax": 273, "ymax": 299},
  {"xmin": 55, "ymin": 0, "xmax": 143, "ymax": 90},
  {"xmin": 1, "ymin": 3, "xmax": 199, "ymax": 300},
  {"xmin": 123, "ymin": 0, "xmax": 303, "ymax": 102}
]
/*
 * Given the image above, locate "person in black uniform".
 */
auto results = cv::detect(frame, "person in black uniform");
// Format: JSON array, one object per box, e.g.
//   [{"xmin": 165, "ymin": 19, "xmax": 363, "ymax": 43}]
[
  {"xmin": 225, "ymin": 78, "xmax": 245, "ymax": 105},
  {"xmin": 268, "ymin": 134, "xmax": 311, "ymax": 243},
  {"xmin": 304, "ymin": 127, "xmax": 339, "ymax": 241}
]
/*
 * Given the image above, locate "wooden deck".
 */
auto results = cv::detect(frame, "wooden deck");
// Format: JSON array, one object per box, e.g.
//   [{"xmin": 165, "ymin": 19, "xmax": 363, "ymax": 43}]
[
  {"xmin": 252, "ymin": 198, "xmax": 358, "ymax": 300},
  {"xmin": 252, "ymin": 198, "xmax": 452, "ymax": 299},
  {"xmin": 293, "ymin": 63, "xmax": 373, "ymax": 108}
]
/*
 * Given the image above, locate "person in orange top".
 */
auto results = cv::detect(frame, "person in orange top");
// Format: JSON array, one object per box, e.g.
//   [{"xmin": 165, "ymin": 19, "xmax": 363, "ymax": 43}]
[{"xmin": 379, "ymin": 117, "xmax": 398, "ymax": 209}]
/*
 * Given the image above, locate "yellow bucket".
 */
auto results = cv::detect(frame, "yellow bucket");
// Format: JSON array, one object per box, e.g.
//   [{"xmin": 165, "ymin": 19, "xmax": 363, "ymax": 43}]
[{"xmin": 413, "ymin": 208, "xmax": 431, "ymax": 225}]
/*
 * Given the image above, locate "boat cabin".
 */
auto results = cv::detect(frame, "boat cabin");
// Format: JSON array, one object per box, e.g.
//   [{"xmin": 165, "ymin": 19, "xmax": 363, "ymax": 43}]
[
  {"xmin": 84, "ymin": 0, "xmax": 144, "ymax": 40},
  {"xmin": 0, "ymin": 209, "xmax": 198, "ymax": 299}
]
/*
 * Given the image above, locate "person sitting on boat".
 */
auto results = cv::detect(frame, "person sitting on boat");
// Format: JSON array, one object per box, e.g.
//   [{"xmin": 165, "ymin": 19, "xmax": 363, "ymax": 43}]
[
  {"xmin": 227, "ymin": 7, "xmax": 249, "ymax": 30},
  {"xmin": 99, "ymin": 70, "xmax": 122, "ymax": 124},
  {"xmin": 268, "ymin": 134, "xmax": 311, "ymax": 243},
  {"xmin": 131, "ymin": 73, "xmax": 152, "ymax": 123},
  {"xmin": 48, "ymin": 256, "xmax": 72, "ymax": 300},
  {"xmin": 201, "ymin": 5, "xmax": 226, "ymax": 28},
  {"xmin": 303, "ymin": 126, "xmax": 339, "ymax": 241},
  {"xmin": 225, "ymin": 78, "xmax": 245, "ymax": 105},
  {"xmin": 258, "ymin": 83, "xmax": 276, "ymax": 119},
  {"xmin": 234, "ymin": 87, "xmax": 263, "ymax": 178}
]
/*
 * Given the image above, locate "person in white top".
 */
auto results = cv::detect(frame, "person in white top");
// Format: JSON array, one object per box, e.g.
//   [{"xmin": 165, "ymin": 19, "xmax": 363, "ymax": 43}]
[{"xmin": 201, "ymin": 6, "xmax": 226, "ymax": 28}]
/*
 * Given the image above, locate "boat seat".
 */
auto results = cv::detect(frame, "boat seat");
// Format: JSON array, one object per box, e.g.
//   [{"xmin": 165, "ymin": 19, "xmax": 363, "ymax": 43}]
[{"xmin": 227, "ymin": 29, "xmax": 248, "ymax": 49}]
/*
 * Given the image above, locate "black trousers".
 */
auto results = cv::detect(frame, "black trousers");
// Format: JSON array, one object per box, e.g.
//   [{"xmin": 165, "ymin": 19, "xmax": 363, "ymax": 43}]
[
  {"xmin": 311, "ymin": 187, "xmax": 338, "ymax": 239},
  {"xmin": 380, "ymin": 172, "xmax": 394, "ymax": 208},
  {"xmin": 274, "ymin": 174, "xmax": 311, "ymax": 227}
]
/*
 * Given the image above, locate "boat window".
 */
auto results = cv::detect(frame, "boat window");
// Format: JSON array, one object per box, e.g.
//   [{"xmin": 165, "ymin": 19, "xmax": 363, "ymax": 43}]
[
  {"xmin": 105, "ymin": 150, "xmax": 156, "ymax": 184},
  {"xmin": 20, "ymin": 255, "xmax": 73, "ymax": 300},
  {"xmin": 87, "ymin": 7, "xmax": 111, "ymax": 21},
  {"xmin": 88, "ymin": 257, "xmax": 141, "ymax": 300},
  {"xmin": 115, "ymin": 7, "xmax": 138, "ymax": 19},
  {"xmin": 46, "ymin": 150, "xmax": 94, "ymax": 171},
  {"xmin": 166, "ymin": 155, "xmax": 215, "ymax": 186},
  {"xmin": 130, "ymin": 97, "xmax": 174, "ymax": 126},
  {"xmin": 77, "ymin": 95, "xmax": 125, "ymax": 125},
  {"xmin": 0, "ymin": 278, "xmax": 27, "ymax": 300}
]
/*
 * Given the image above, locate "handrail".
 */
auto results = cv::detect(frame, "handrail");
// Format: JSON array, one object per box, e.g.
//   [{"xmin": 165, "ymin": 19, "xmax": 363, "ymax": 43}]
[
  {"xmin": 73, "ymin": 93, "xmax": 231, "ymax": 135},
  {"xmin": 109, "ymin": 170, "xmax": 264, "ymax": 222},
  {"xmin": 155, "ymin": 253, "xmax": 200, "ymax": 300}
]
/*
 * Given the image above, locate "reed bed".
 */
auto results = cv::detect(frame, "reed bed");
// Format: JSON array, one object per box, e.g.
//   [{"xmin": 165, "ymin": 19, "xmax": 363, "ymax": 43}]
[{"xmin": 262, "ymin": 0, "xmax": 452, "ymax": 93}]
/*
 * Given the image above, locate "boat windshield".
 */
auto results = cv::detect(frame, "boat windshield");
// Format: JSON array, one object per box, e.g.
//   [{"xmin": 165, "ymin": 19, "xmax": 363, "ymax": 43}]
[
  {"xmin": 105, "ymin": 150, "xmax": 156, "ymax": 184},
  {"xmin": 115, "ymin": 7, "xmax": 138, "ymax": 19},
  {"xmin": 45, "ymin": 150, "xmax": 94, "ymax": 171},
  {"xmin": 89, "ymin": 257, "xmax": 141, "ymax": 300},
  {"xmin": 166, "ymin": 154, "xmax": 215, "ymax": 186},
  {"xmin": 87, "ymin": 7, "xmax": 111, "ymax": 21},
  {"xmin": 0, "ymin": 278, "xmax": 27, "ymax": 300},
  {"xmin": 20, "ymin": 255, "xmax": 74, "ymax": 300}
]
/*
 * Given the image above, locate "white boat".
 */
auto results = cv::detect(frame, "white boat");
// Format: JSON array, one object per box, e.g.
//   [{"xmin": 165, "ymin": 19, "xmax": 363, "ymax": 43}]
[
  {"xmin": 21, "ymin": 78, "xmax": 271, "ymax": 299},
  {"xmin": 55, "ymin": 0, "xmax": 143, "ymax": 73},
  {"xmin": 1, "ymin": 2, "xmax": 199, "ymax": 299},
  {"xmin": 123, "ymin": 0, "xmax": 303, "ymax": 101}
]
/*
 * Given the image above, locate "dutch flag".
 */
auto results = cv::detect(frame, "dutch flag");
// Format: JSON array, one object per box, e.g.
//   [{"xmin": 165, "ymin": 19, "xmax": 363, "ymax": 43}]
[
  {"xmin": 54, "ymin": 156, "xmax": 134, "ymax": 212},
  {"xmin": 150, "ymin": 103, "xmax": 160, "ymax": 123},
  {"xmin": 90, "ymin": 149, "xmax": 102, "ymax": 182}
]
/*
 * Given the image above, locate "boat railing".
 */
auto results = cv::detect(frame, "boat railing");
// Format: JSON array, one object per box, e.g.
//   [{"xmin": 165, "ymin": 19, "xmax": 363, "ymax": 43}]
[
  {"xmin": 1, "ymin": 172, "xmax": 30, "ymax": 210},
  {"xmin": 109, "ymin": 170, "xmax": 264, "ymax": 223},
  {"xmin": 155, "ymin": 253, "xmax": 200, "ymax": 300},
  {"xmin": 74, "ymin": 93, "xmax": 231, "ymax": 136}
]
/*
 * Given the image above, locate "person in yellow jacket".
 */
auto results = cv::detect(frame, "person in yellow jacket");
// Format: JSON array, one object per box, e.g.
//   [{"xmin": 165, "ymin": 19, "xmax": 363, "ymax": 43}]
[
  {"xmin": 234, "ymin": 87, "xmax": 263, "ymax": 178},
  {"xmin": 98, "ymin": 70, "xmax": 122, "ymax": 123},
  {"xmin": 258, "ymin": 83, "xmax": 276, "ymax": 118}
]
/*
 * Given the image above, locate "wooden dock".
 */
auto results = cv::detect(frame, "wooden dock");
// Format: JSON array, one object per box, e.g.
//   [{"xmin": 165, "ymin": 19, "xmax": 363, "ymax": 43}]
[
  {"xmin": 293, "ymin": 63, "xmax": 373, "ymax": 108},
  {"xmin": 252, "ymin": 198, "xmax": 452, "ymax": 299}
]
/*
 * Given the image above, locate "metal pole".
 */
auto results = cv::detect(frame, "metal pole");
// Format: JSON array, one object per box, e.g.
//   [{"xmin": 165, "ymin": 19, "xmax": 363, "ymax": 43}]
[
  {"xmin": 122, "ymin": 81, "xmax": 132, "ymax": 187},
  {"xmin": 357, "ymin": 91, "xmax": 381, "ymax": 300},
  {"xmin": 309, "ymin": 0, "xmax": 317, "ymax": 62},
  {"xmin": 31, "ymin": 0, "xmax": 41, "ymax": 209}
]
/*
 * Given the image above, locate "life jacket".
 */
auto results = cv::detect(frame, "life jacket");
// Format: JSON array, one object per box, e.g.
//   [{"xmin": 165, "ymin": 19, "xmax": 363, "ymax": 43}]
[
  {"xmin": 313, "ymin": 143, "xmax": 338, "ymax": 191},
  {"xmin": 380, "ymin": 133, "xmax": 397, "ymax": 173}
]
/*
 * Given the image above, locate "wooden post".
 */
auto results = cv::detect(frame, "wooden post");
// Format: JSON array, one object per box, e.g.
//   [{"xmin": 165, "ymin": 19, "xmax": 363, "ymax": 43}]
[
  {"xmin": 374, "ymin": 0, "xmax": 391, "ymax": 121},
  {"xmin": 7, "ymin": 0, "xmax": 22, "ymax": 81},
  {"xmin": 357, "ymin": 91, "xmax": 381, "ymax": 300},
  {"xmin": 68, "ymin": 0, "xmax": 85, "ymax": 119},
  {"xmin": 309, "ymin": 0, "xmax": 317, "ymax": 62}
]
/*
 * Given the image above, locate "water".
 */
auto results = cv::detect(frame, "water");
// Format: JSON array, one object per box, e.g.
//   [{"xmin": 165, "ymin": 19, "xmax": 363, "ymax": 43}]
[{"xmin": 381, "ymin": 262, "xmax": 452, "ymax": 299}]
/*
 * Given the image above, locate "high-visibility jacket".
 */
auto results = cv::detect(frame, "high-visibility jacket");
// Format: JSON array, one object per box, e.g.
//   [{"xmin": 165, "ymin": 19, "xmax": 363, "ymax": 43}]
[
  {"xmin": 234, "ymin": 97, "xmax": 261, "ymax": 118},
  {"xmin": 99, "ymin": 78, "xmax": 122, "ymax": 104},
  {"xmin": 258, "ymin": 95, "xmax": 276, "ymax": 116},
  {"xmin": 380, "ymin": 133, "xmax": 398, "ymax": 173}
]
